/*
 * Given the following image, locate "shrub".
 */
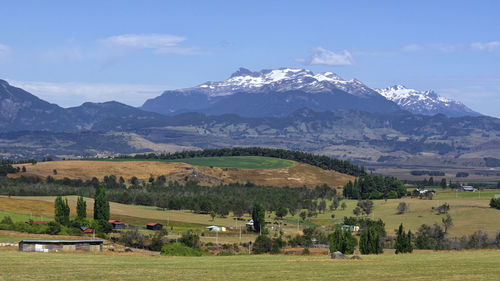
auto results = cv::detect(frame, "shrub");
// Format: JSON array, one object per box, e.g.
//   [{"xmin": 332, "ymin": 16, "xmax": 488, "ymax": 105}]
[
  {"xmin": 161, "ymin": 243, "xmax": 207, "ymax": 256},
  {"xmin": 252, "ymin": 235, "xmax": 285, "ymax": 254},
  {"xmin": 397, "ymin": 202, "xmax": 409, "ymax": 214},
  {"xmin": 180, "ymin": 230, "xmax": 200, "ymax": 248},
  {"xmin": 490, "ymin": 198, "xmax": 500, "ymax": 209}
]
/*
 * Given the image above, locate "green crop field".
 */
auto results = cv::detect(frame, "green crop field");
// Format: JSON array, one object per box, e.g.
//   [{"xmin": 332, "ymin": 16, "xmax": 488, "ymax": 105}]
[
  {"xmin": 0, "ymin": 250, "xmax": 499, "ymax": 280},
  {"xmin": 164, "ymin": 156, "xmax": 295, "ymax": 169},
  {"xmin": 92, "ymin": 156, "xmax": 295, "ymax": 169}
]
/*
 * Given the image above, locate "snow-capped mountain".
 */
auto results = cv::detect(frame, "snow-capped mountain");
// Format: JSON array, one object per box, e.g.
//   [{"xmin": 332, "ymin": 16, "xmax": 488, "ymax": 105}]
[
  {"xmin": 191, "ymin": 67, "xmax": 379, "ymax": 98},
  {"xmin": 376, "ymin": 85, "xmax": 481, "ymax": 117},
  {"xmin": 141, "ymin": 67, "xmax": 399, "ymax": 117}
]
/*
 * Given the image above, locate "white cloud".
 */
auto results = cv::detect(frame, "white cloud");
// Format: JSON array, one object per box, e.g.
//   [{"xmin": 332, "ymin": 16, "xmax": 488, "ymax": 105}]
[
  {"xmin": 306, "ymin": 47, "xmax": 353, "ymax": 66},
  {"xmin": 100, "ymin": 33, "xmax": 202, "ymax": 55},
  {"xmin": 7, "ymin": 80, "xmax": 169, "ymax": 107},
  {"xmin": 470, "ymin": 41, "xmax": 500, "ymax": 51},
  {"xmin": 401, "ymin": 44, "xmax": 423, "ymax": 52},
  {"xmin": 0, "ymin": 43, "xmax": 11, "ymax": 57}
]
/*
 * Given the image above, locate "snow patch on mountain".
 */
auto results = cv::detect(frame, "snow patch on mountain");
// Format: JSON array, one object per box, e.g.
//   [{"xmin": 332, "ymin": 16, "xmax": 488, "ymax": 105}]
[
  {"xmin": 189, "ymin": 67, "xmax": 379, "ymax": 98},
  {"xmin": 376, "ymin": 85, "xmax": 480, "ymax": 117}
]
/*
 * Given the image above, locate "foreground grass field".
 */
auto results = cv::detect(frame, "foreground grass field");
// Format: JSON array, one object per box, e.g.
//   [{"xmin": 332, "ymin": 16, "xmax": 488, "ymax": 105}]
[{"xmin": 1, "ymin": 250, "xmax": 500, "ymax": 280}]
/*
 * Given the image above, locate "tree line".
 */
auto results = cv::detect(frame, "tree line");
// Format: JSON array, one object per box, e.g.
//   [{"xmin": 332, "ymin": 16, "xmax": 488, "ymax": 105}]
[
  {"xmin": 342, "ymin": 174, "xmax": 406, "ymax": 199},
  {"xmin": 0, "ymin": 176, "xmax": 340, "ymax": 217}
]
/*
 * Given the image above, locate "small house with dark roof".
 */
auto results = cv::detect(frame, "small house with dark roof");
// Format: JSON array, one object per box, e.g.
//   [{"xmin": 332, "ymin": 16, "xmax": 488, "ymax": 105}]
[
  {"xmin": 108, "ymin": 219, "xmax": 126, "ymax": 229},
  {"xmin": 146, "ymin": 222, "xmax": 163, "ymax": 230}
]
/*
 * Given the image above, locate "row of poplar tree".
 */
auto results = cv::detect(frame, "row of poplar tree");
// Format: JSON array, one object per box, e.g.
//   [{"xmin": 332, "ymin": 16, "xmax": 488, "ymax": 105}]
[
  {"xmin": 54, "ymin": 184, "xmax": 110, "ymax": 232},
  {"xmin": 329, "ymin": 223, "xmax": 413, "ymax": 255}
]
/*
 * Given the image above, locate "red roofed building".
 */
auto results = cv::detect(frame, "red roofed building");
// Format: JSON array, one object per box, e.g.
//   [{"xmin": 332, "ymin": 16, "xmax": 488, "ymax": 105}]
[
  {"xmin": 80, "ymin": 226, "xmax": 94, "ymax": 233},
  {"xmin": 146, "ymin": 222, "xmax": 163, "ymax": 230},
  {"xmin": 108, "ymin": 219, "xmax": 125, "ymax": 229}
]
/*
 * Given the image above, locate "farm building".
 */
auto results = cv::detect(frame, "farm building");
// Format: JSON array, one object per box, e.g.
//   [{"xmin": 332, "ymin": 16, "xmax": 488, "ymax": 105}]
[
  {"xmin": 108, "ymin": 219, "xmax": 125, "ymax": 229},
  {"xmin": 80, "ymin": 226, "xmax": 94, "ymax": 233},
  {"xmin": 246, "ymin": 219, "xmax": 254, "ymax": 231},
  {"xmin": 146, "ymin": 222, "xmax": 163, "ymax": 230},
  {"xmin": 206, "ymin": 225, "xmax": 227, "ymax": 232},
  {"xmin": 457, "ymin": 186, "xmax": 476, "ymax": 192},
  {"xmin": 340, "ymin": 225, "xmax": 360, "ymax": 232},
  {"xmin": 18, "ymin": 240, "xmax": 104, "ymax": 252}
]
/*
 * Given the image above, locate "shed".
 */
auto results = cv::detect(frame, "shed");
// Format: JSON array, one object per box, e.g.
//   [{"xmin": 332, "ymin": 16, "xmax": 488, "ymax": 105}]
[
  {"xmin": 146, "ymin": 222, "xmax": 163, "ymax": 230},
  {"xmin": 80, "ymin": 226, "xmax": 94, "ymax": 233},
  {"xmin": 108, "ymin": 219, "xmax": 125, "ymax": 229},
  {"xmin": 18, "ymin": 240, "xmax": 104, "ymax": 252}
]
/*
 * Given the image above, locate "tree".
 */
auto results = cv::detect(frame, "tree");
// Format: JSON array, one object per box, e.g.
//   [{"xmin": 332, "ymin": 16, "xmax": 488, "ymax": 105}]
[
  {"xmin": 353, "ymin": 206, "xmax": 361, "ymax": 216},
  {"xmin": 436, "ymin": 203, "xmax": 450, "ymax": 214},
  {"xmin": 253, "ymin": 235, "xmax": 284, "ymax": 254},
  {"xmin": 359, "ymin": 226, "xmax": 382, "ymax": 254},
  {"xmin": 329, "ymin": 197, "xmax": 339, "ymax": 211},
  {"xmin": 397, "ymin": 202, "xmax": 409, "ymax": 214},
  {"xmin": 490, "ymin": 197, "xmax": 500, "ymax": 210},
  {"xmin": 21, "ymin": 166, "xmax": 26, "ymax": 172},
  {"xmin": 341, "ymin": 202, "xmax": 347, "ymax": 210},
  {"xmin": 440, "ymin": 178, "xmax": 447, "ymax": 189},
  {"xmin": 210, "ymin": 211, "xmax": 216, "ymax": 221},
  {"xmin": 94, "ymin": 184, "xmax": 110, "ymax": 222},
  {"xmin": 275, "ymin": 206, "xmax": 288, "ymax": 219},
  {"xmin": 330, "ymin": 228, "xmax": 356, "ymax": 254},
  {"xmin": 252, "ymin": 203, "xmax": 265, "ymax": 233},
  {"xmin": 54, "ymin": 196, "xmax": 70, "ymax": 226},
  {"xmin": 318, "ymin": 200, "xmax": 327, "ymax": 213},
  {"xmin": 357, "ymin": 200, "xmax": 374, "ymax": 216},
  {"xmin": 76, "ymin": 196, "xmax": 87, "ymax": 220},
  {"xmin": 299, "ymin": 211, "xmax": 307, "ymax": 222},
  {"xmin": 53, "ymin": 169, "xmax": 57, "ymax": 175},
  {"xmin": 395, "ymin": 224, "xmax": 413, "ymax": 254},
  {"xmin": 442, "ymin": 214, "xmax": 453, "ymax": 234}
]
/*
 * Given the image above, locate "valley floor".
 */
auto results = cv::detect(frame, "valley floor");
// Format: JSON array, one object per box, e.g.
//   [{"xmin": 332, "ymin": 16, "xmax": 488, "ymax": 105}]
[{"xmin": 1, "ymin": 250, "xmax": 500, "ymax": 280}]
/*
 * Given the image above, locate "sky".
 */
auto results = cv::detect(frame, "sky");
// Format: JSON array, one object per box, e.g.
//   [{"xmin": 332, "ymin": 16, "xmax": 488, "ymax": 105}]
[{"xmin": 0, "ymin": 0, "xmax": 499, "ymax": 116}]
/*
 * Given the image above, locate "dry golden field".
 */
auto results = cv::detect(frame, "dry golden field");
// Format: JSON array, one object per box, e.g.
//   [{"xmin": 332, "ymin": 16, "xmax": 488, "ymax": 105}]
[{"xmin": 12, "ymin": 160, "xmax": 353, "ymax": 188}]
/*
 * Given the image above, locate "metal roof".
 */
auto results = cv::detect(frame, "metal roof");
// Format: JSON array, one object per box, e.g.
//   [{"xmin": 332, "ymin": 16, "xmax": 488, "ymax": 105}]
[{"xmin": 20, "ymin": 240, "xmax": 104, "ymax": 244}]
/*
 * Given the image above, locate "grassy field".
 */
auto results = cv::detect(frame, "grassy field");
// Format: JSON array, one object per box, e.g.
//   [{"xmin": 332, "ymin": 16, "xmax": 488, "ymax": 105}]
[
  {"xmin": 97, "ymin": 156, "xmax": 295, "ymax": 169},
  {"xmin": 0, "ymin": 250, "xmax": 500, "ymax": 280},
  {"xmin": 12, "ymin": 159, "xmax": 352, "ymax": 188},
  {"xmin": 3, "ymin": 190, "xmax": 500, "ymax": 239}
]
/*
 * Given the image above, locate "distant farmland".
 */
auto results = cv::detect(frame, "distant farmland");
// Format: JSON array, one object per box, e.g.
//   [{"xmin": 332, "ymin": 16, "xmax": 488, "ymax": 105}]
[{"xmin": 13, "ymin": 157, "xmax": 353, "ymax": 188}]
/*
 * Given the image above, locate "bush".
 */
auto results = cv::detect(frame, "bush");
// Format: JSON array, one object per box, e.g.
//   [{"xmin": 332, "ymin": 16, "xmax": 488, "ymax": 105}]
[
  {"xmin": 161, "ymin": 243, "xmax": 207, "ymax": 256},
  {"xmin": 252, "ymin": 235, "xmax": 284, "ymax": 254},
  {"xmin": 397, "ymin": 202, "xmax": 409, "ymax": 214},
  {"xmin": 490, "ymin": 198, "xmax": 500, "ymax": 209},
  {"xmin": 301, "ymin": 248, "xmax": 310, "ymax": 255},
  {"xmin": 180, "ymin": 230, "xmax": 200, "ymax": 248},
  {"xmin": 120, "ymin": 229, "xmax": 145, "ymax": 248},
  {"xmin": 0, "ymin": 216, "xmax": 13, "ymax": 225}
]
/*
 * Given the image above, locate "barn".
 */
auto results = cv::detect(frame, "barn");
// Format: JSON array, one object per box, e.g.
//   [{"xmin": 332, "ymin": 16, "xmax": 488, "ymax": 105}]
[
  {"xmin": 108, "ymin": 219, "xmax": 126, "ymax": 229},
  {"xmin": 146, "ymin": 222, "xmax": 163, "ymax": 230},
  {"xmin": 18, "ymin": 240, "xmax": 104, "ymax": 252}
]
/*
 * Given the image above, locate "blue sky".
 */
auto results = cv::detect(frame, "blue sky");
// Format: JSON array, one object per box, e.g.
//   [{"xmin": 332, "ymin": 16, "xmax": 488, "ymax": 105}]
[{"xmin": 0, "ymin": 0, "xmax": 499, "ymax": 116}]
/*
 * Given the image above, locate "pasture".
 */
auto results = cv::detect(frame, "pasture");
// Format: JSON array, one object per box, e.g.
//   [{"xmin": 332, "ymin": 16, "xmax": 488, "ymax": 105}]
[
  {"xmin": 2, "ymin": 189, "xmax": 500, "ymax": 239},
  {"xmin": 0, "ymin": 250, "xmax": 500, "ymax": 280}
]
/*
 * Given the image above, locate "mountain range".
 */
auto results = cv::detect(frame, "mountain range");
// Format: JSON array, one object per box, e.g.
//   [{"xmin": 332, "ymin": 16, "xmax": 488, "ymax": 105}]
[
  {"xmin": 141, "ymin": 67, "xmax": 479, "ymax": 118},
  {"xmin": 0, "ymin": 70, "xmax": 498, "ymax": 172}
]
